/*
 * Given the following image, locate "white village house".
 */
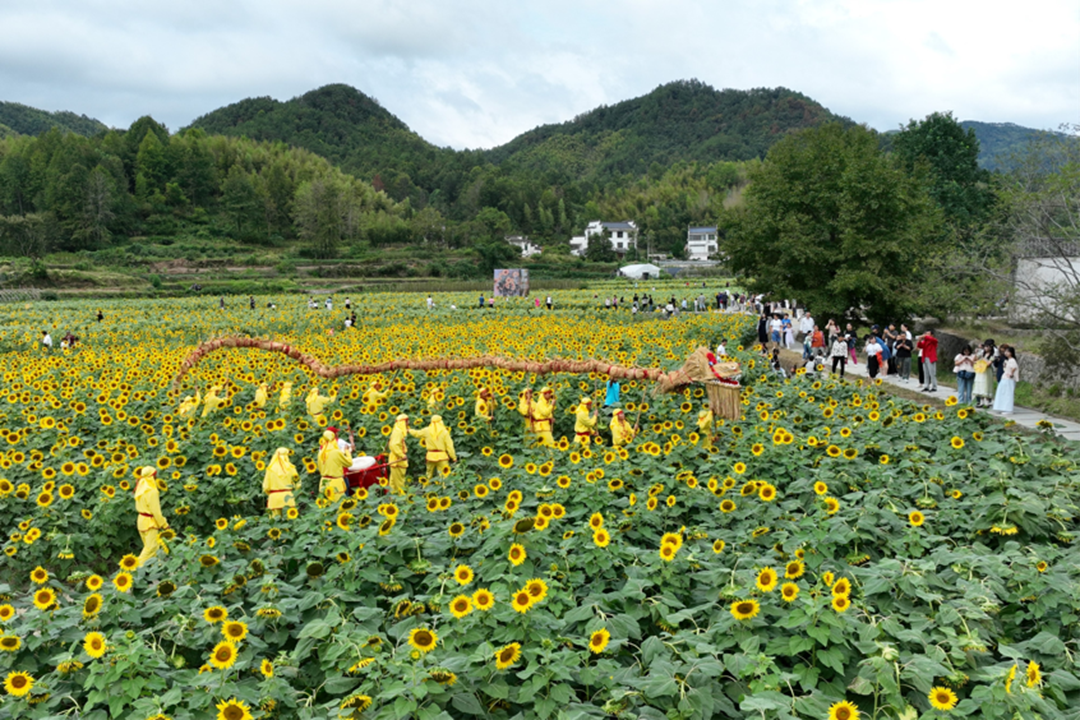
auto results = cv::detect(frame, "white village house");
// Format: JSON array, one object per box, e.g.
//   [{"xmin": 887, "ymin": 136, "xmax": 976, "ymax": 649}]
[
  {"xmin": 505, "ymin": 235, "xmax": 542, "ymax": 258},
  {"xmin": 569, "ymin": 220, "xmax": 638, "ymax": 257},
  {"xmin": 686, "ymin": 225, "xmax": 718, "ymax": 261}
]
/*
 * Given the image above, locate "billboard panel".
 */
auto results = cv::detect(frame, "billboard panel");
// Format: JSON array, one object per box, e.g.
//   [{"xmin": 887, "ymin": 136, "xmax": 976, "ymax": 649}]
[{"xmin": 493, "ymin": 269, "xmax": 530, "ymax": 297}]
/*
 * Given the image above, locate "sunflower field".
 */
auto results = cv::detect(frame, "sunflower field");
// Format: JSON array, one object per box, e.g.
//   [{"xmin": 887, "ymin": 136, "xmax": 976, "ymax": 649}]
[{"xmin": 0, "ymin": 292, "xmax": 1077, "ymax": 720}]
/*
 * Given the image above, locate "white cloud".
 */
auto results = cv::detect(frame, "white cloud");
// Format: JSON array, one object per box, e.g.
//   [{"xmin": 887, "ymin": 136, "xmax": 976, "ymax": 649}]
[{"xmin": 0, "ymin": 0, "xmax": 1075, "ymax": 146}]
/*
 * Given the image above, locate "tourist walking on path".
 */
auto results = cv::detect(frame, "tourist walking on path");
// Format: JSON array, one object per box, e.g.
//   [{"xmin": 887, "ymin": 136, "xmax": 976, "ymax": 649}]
[
  {"xmin": 917, "ymin": 330, "xmax": 939, "ymax": 392},
  {"xmin": 953, "ymin": 346, "xmax": 976, "ymax": 405},
  {"xmin": 865, "ymin": 335, "xmax": 884, "ymax": 379},
  {"xmin": 992, "ymin": 347, "xmax": 1019, "ymax": 414},
  {"xmin": 894, "ymin": 333, "xmax": 912, "ymax": 382},
  {"xmin": 829, "ymin": 334, "xmax": 849, "ymax": 378}
]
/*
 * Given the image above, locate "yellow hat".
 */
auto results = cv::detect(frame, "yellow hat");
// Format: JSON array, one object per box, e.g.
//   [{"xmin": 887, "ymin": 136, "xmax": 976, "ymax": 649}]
[{"xmin": 396, "ymin": 414, "xmax": 409, "ymax": 422}]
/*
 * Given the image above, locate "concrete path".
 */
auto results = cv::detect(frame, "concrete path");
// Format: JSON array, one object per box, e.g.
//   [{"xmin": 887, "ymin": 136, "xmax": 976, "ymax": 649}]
[{"xmin": 831, "ymin": 356, "xmax": 1080, "ymax": 443}]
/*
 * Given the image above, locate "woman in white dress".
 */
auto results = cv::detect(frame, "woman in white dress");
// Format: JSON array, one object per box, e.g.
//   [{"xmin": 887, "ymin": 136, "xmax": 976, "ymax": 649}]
[{"xmin": 992, "ymin": 347, "xmax": 1018, "ymax": 414}]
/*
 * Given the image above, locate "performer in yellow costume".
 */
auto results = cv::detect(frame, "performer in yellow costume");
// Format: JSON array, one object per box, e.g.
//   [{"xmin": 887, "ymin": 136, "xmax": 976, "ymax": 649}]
[
  {"xmin": 362, "ymin": 380, "xmax": 390, "ymax": 408},
  {"xmin": 177, "ymin": 389, "xmax": 201, "ymax": 418},
  {"xmin": 305, "ymin": 386, "xmax": 337, "ymax": 423},
  {"xmin": 278, "ymin": 381, "xmax": 293, "ymax": 411},
  {"xmin": 530, "ymin": 387, "xmax": 556, "ymax": 447},
  {"xmin": 317, "ymin": 430, "xmax": 351, "ymax": 502},
  {"xmin": 263, "ymin": 447, "xmax": 299, "ymax": 516},
  {"xmin": 696, "ymin": 407, "xmax": 714, "ymax": 445},
  {"xmin": 387, "ymin": 414, "xmax": 410, "ymax": 494},
  {"xmin": 610, "ymin": 409, "xmax": 637, "ymax": 447},
  {"xmin": 517, "ymin": 389, "xmax": 534, "ymax": 436},
  {"xmin": 409, "ymin": 414, "xmax": 457, "ymax": 478},
  {"xmin": 201, "ymin": 385, "xmax": 225, "ymax": 417},
  {"xmin": 134, "ymin": 466, "xmax": 169, "ymax": 566},
  {"xmin": 475, "ymin": 388, "xmax": 494, "ymax": 424},
  {"xmin": 574, "ymin": 396, "xmax": 598, "ymax": 445},
  {"xmin": 254, "ymin": 383, "xmax": 269, "ymax": 408}
]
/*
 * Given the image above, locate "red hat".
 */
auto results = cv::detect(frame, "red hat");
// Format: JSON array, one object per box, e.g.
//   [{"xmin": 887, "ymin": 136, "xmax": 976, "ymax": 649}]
[{"xmin": 327, "ymin": 426, "xmax": 338, "ymax": 436}]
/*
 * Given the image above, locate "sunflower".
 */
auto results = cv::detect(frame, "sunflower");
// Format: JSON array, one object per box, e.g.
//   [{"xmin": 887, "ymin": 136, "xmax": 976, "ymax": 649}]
[
  {"xmin": 508, "ymin": 543, "xmax": 526, "ymax": 566},
  {"xmin": 733, "ymin": 462, "xmax": 746, "ymax": 474},
  {"xmin": 511, "ymin": 589, "xmax": 533, "ymax": 613},
  {"xmin": 452, "ymin": 564, "xmax": 474, "ymax": 586},
  {"xmin": 780, "ymin": 583, "xmax": 800, "ymax": 602},
  {"xmin": 0, "ymin": 635, "xmax": 20, "ymax": 652},
  {"xmin": 215, "ymin": 697, "xmax": 253, "ymax": 720},
  {"xmin": 494, "ymin": 642, "xmax": 522, "ymax": 670},
  {"xmin": 208, "ymin": 641, "xmax": 238, "ymax": 670},
  {"xmin": 928, "ymin": 686, "xmax": 958, "ymax": 710},
  {"xmin": 824, "ymin": 497, "xmax": 840, "ymax": 515},
  {"xmin": 720, "ymin": 499, "xmax": 736, "ymax": 513},
  {"xmin": 659, "ymin": 544, "xmax": 677, "ymax": 562},
  {"xmin": 593, "ymin": 529, "xmax": 611, "ymax": 548},
  {"xmin": 260, "ymin": 659, "xmax": 274, "ymax": 678},
  {"xmin": 950, "ymin": 436, "xmax": 964, "ymax": 449},
  {"xmin": 33, "ymin": 587, "xmax": 56, "ymax": 611},
  {"xmin": 222, "ymin": 621, "xmax": 248, "ymax": 643},
  {"xmin": 827, "ymin": 700, "xmax": 860, "ymax": 720},
  {"xmin": 1036, "ymin": 560, "xmax": 1048, "ymax": 572},
  {"xmin": 730, "ymin": 599, "xmax": 760, "ymax": 621},
  {"xmin": 204, "ymin": 606, "xmax": 228, "ymax": 624},
  {"xmin": 756, "ymin": 567, "xmax": 778, "ymax": 592},
  {"xmin": 119, "ymin": 554, "xmax": 139, "ymax": 571},
  {"xmin": 340, "ymin": 694, "xmax": 373, "ymax": 713},
  {"xmin": 785, "ymin": 560, "xmax": 805, "ymax": 579},
  {"xmin": 1026, "ymin": 660, "xmax": 1041, "ymax": 688},
  {"xmin": 200, "ymin": 555, "xmax": 220, "ymax": 568},
  {"xmin": 4, "ymin": 670, "xmax": 34, "ymax": 697},
  {"xmin": 908, "ymin": 511, "xmax": 925, "ymax": 527},
  {"xmin": 758, "ymin": 483, "xmax": 777, "ymax": 502},
  {"xmin": 448, "ymin": 595, "xmax": 472, "ymax": 619},
  {"xmin": 712, "ymin": 539, "xmax": 725, "ymax": 554},
  {"xmin": 81, "ymin": 593, "xmax": 103, "ymax": 618},
  {"xmin": 832, "ymin": 595, "xmax": 851, "ymax": 612},
  {"xmin": 498, "ymin": 454, "xmax": 513, "ymax": 468},
  {"xmin": 407, "ymin": 627, "xmax": 437, "ymax": 654},
  {"xmin": 83, "ymin": 631, "xmax": 107, "ymax": 659},
  {"xmin": 0, "ymin": 604, "xmax": 14, "ymax": 622},
  {"xmin": 30, "ymin": 566, "xmax": 48, "ymax": 584}
]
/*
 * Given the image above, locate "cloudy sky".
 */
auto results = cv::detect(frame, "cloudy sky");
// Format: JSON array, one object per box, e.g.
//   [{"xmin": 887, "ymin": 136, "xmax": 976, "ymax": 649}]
[{"xmin": 2, "ymin": 0, "xmax": 1077, "ymax": 149}]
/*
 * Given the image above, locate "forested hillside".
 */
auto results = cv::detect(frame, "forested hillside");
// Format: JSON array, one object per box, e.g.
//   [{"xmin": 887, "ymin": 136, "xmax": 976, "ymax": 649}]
[
  {"xmin": 960, "ymin": 121, "xmax": 1060, "ymax": 171},
  {"xmin": 0, "ymin": 118, "xmax": 404, "ymax": 261},
  {"xmin": 486, "ymin": 81, "xmax": 847, "ymax": 178},
  {"xmin": 0, "ymin": 100, "xmax": 108, "ymax": 137}
]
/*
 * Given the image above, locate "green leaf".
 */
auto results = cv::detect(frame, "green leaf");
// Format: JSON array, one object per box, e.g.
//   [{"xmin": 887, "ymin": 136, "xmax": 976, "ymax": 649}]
[{"xmin": 450, "ymin": 693, "xmax": 485, "ymax": 716}]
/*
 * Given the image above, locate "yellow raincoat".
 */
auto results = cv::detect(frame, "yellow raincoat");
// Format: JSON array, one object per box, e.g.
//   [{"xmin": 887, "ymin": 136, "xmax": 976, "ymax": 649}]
[
  {"xmin": 475, "ymin": 390, "xmax": 494, "ymax": 423},
  {"xmin": 177, "ymin": 389, "xmax": 201, "ymax": 418},
  {"xmin": 409, "ymin": 414, "xmax": 457, "ymax": 479},
  {"xmin": 263, "ymin": 447, "xmax": 299, "ymax": 514},
  {"xmin": 134, "ymin": 467, "xmax": 169, "ymax": 566},
  {"xmin": 610, "ymin": 411, "xmax": 636, "ymax": 448},
  {"xmin": 278, "ymin": 382, "xmax": 293, "ymax": 410},
  {"xmin": 306, "ymin": 387, "xmax": 336, "ymax": 422},
  {"xmin": 574, "ymin": 397, "xmax": 598, "ymax": 445},
  {"xmin": 254, "ymin": 383, "xmax": 269, "ymax": 408},
  {"xmin": 517, "ymin": 389, "xmax": 534, "ymax": 434},
  {"xmin": 696, "ymin": 408, "xmax": 714, "ymax": 444},
  {"xmin": 201, "ymin": 385, "xmax": 225, "ymax": 417},
  {"xmin": 317, "ymin": 430, "xmax": 351, "ymax": 501},
  {"xmin": 387, "ymin": 415, "xmax": 410, "ymax": 494},
  {"xmin": 362, "ymin": 382, "xmax": 390, "ymax": 408},
  {"xmin": 531, "ymin": 388, "xmax": 556, "ymax": 447}
]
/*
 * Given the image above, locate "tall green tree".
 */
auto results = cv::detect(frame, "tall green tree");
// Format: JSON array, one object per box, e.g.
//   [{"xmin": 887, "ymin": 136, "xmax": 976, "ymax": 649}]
[
  {"xmin": 892, "ymin": 111, "xmax": 994, "ymax": 226},
  {"xmin": 725, "ymin": 123, "xmax": 940, "ymax": 324},
  {"xmin": 221, "ymin": 165, "xmax": 261, "ymax": 239}
]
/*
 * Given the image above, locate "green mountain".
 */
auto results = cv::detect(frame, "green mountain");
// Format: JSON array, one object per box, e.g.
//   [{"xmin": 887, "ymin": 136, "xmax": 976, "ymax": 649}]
[
  {"xmin": 960, "ymin": 121, "xmax": 1056, "ymax": 171},
  {"xmin": 485, "ymin": 80, "xmax": 850, "ymax": 180},
  {"xmin": 185, "ymin": 84, "xmax": 455, "ymax": 189},
  {"xmin": 0, "ymin": 101, "xmax": 108, "ymax": 137}
]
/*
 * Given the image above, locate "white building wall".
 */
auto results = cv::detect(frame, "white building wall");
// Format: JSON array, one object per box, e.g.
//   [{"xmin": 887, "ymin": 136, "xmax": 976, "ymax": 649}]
[{"xmin": 1012, "ymin": 256, "xmax": 1080, "ymax": 323}]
